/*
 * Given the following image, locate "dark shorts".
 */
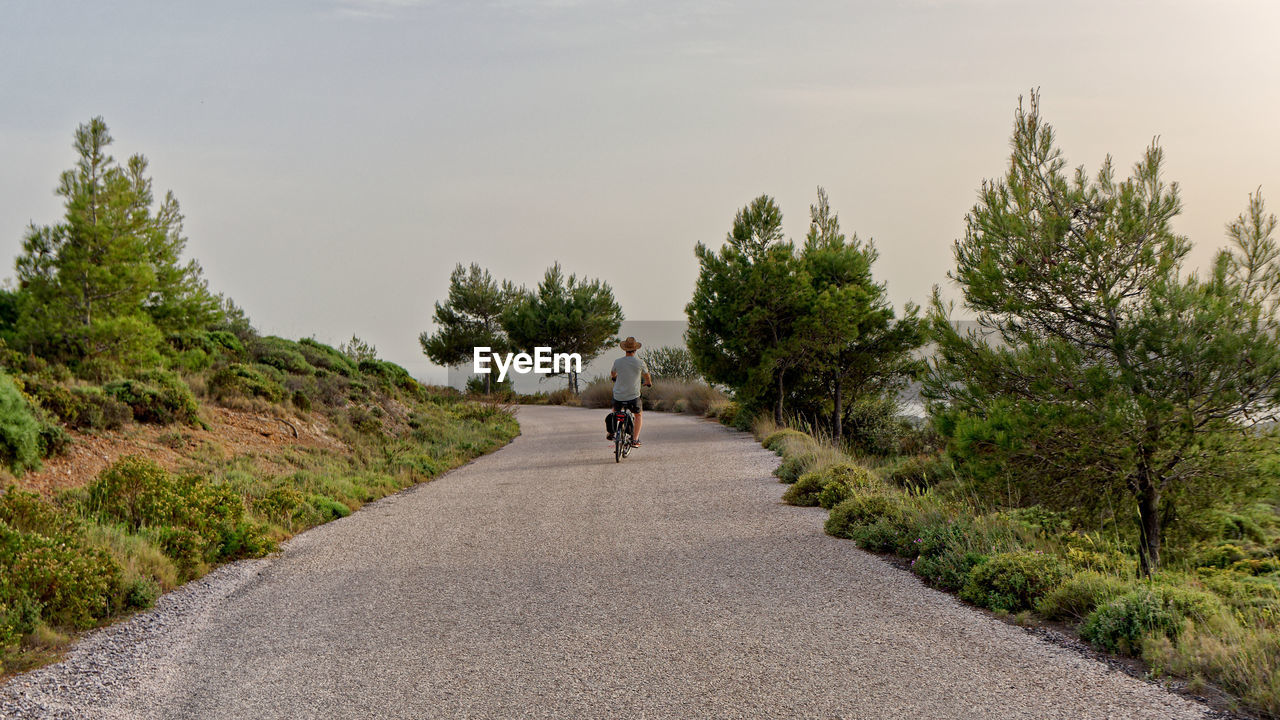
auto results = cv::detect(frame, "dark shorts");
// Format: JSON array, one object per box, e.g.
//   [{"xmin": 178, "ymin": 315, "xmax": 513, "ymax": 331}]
[{"xmin": 612, "ymin": 397, "xmax": 642, "ymax": 413}]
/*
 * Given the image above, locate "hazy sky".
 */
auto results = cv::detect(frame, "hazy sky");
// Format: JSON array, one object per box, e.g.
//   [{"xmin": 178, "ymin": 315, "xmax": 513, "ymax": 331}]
[{"xmin": 2, "ymin": 0, "xmax": 1278, "ymax": 381}]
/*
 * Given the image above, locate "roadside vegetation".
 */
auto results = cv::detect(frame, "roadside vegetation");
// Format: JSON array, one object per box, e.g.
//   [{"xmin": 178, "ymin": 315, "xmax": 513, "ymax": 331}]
[
  {"xmin": 753, "ymin": 416, "xmax": 1279, "ymax": 718},
  {"xmin": 0, "ymin": 118, "xmax": 518, "ymax": 675},
  {"xmin": 685, "ymin": 92, "xmax": 1280, "ymax": 718}
]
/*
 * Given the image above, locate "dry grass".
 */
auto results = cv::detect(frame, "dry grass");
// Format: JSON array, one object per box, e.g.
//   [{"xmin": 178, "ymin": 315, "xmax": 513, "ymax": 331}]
[
  {"xmin": 1144, "ymin": 617, "xmax": 1280, "ymax": 716},
  {"xmin": 580, "ymin": 378, "xmax": 729, "ymax": 415}
]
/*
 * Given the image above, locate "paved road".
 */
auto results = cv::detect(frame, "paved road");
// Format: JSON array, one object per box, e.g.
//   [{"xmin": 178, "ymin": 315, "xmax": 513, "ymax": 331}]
[{"xmin": 3, "ymin": 406, "xmax": 1210, "ymax": 719}]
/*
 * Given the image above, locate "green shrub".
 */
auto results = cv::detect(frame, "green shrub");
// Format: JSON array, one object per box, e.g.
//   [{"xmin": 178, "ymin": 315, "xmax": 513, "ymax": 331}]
[
  {"xmin": 825, "ymin": 492, "xmax": 913, "ymax": 552},
  {"xmin": 783, "ymin": 463, "xmax": 875, "ymax": 507},
  {"xmin": 123, "ymin": 578, "xmax": 160, "ymax": 610},
  {"xmin": 348, "ymin": 406, "xmax": 381, "ymax": 434},
  {"xmin": 0, "ymin": 520, "xmax": 123, "ymax": 630},
  {"xmin": 215, "ymin": 521, "xmax": 274, "ymax": 561},
  {"xmin": 297, "ymin": 338, "xmax": 357, "ymax": 377},
  {"xmin": 762, "ymin": 429, "xmax": 809, "ymax": 455},
  {"xmin": 32, "ymin": 382, "xmax": 132, "ymax": 431},
  {"xmin": 909, "ymin": 515, "xmax": 993, "ymax": 591},
  {"xmin": 1197, "ymin": 543, "xmax": 1250, "ymax": 569},
  {"xmin": 774, "ymin": 452, "xmax": 815, "ymax": 483},
  {"xmin": 308, "ymin": 495, "xmax": 351, "ymax": 521},
  {"xmin": 817, "ymin": 479, "xmax": 856, "ymax": 510},
  {"xmin": 714, "ymin": 401, "xmax": 741, "ymax": 426},
  {"xmin": 85, "ymin": 456, "xmax": 176, "ymax": 530},
  {"xmin": 0, "ymin": 372, "xmax": 43, "ymax": 473},
  {"xmin": 251, "ymin": 336, "xmax": 314, "ymax": 375},
  {"xmin": 960, "ymin": 550, "xmax": 1068, "ymax": 613},
  {"xmin": 844, "ymin": 394, "xmax": 909, "ymax": 456},
  {"xmin": 84, "ymin": 456, "xmax": 266, "ymax": 572},
  {"xmin": 206, "ymin": 331, "xmax": 245, "ymax": 357},
  {"xmin": 1081, "ymin": 584, "xmax": 1229, "ymax": 655},
  {"xmin": 0, "ymin": 578, "xmax": 41, "ymax": 647},
  {"xmin": 145, "ymin": 525, "xmax": 204, "ymax": 580},
  {"xmin": 783, "ymin": 471, "xmax": 828, "ymax": 506},
  {"xmin": 883, "ymin": 454, "xmax": 951, "ymax": 490},
  {"xmin": 208, "ymin": 363, "xmax": 286, "ymax": 402},
  {"xmin": 0, "ymin": 489, "xmax": 79, "ymax": 538},
  {"xmin": 1197, "ymin": 568, "xmax": 1280, "ymax": 613},
  {"xmin": 358, "ymin": 359, "xmax": 417, "ymax": 392},
  {"xmin": 252, "ymin": 486, "xmax": 305, "ymax": 529},
  {"xmin": 105, "ymin": 369, "xmax": 199, "ymax": 425},
  {"xmin": 1035, "ymin": 570, "xmax": 1134, "ymax": 621},
  {"xmin": 38, "ymin": 421, "xmax": 70, "ymax": 457}
]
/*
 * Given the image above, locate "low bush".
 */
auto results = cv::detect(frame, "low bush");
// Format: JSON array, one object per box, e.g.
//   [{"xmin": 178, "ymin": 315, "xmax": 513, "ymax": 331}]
[
  {"xmin": 250, "ymin": 336, "xmax": 314, "ymax": 375},
  {"xmin": 30, "ymin": 382, "xmax": 132, "ymax": 431},
  {"xmin": 297, "ymin": 338, "xmax": 357, "ymax": 377},
  {"xmin": 711, "ymin": 401, "xmax": 741, "ymax": 427},
  {"xmin": 545, "ymin": 388, "xmax": 579, "ymax": 406},
  {"xmin": 83, "ymin": 456, "xmax": 272, "ymax": 577},
  {"xmin": 825, "ymin": 492, "xmax": 913, "ymax": 554},
  {"xmin": 208, "ymin": 363, "xmax": 287, "ymax": 403},
  {"xmin": 882, "ymin": 454, "xmax": 951, "ymax": 490},
  {"xmin": 0, "ymin": 489, "xmax": 79, "ymax": 538},
  {"xmin": 639, "ymin": 380, "xmax": 726, "ymax": 415},
  {"xmin": 1196, "ymin": 567, "xmax": 1280, "ymax": 614},
  {"xmin": 774, "ymin": 452, "xmax": 816, "ymax": 483},
  {"xmin": 1081, "ymin": 584, "xmax": 1229, "ymax": 655},
  {"xmin": 0, "ymin": 372, "xmax": 43, "ymax": 473},
  {"xmin": 37, "ymin": 422, "xmax": 70, "ymax": 458},
  {"xmin": 0, "ymin": 577, "xmax": 41, "ymax": 648},
  {"xmin": 1035, "ymin": 570, "xmax": 1133, "ymax": 621},
  {"xmin": 82, "ymin": 523, "xmax": 178, "ymax": 592},
  {"xmin": 783, "ymin": 463, "xmax": 876, "ymax": 508},
  {"xmin": 105, "ymin": 369, "xmax": 200, "ymax": 425},
  {"xmin": 206, "ymin": 331, "xmax": 245, "ymax": 357},
  {"xmin": 844, "ymin": 394, "xmax": 911, "ymax": 457},
  {"xmin": 1142, "ymin": 616, "xmax": 1280, "ymax": 718},
  {"xmin": 0, "ymin": 520, "xmax": 123, "ymax": 630},
  {"xmin": 583, "ymin": 379, "xmax": 616, "ymax": 407},
  {"xmin": 308, "ymin": 495, "xmax": 352, "ymax": 521},
  {"xmin": 762, "ymin": 428, "xmax": 810, "ymax": 455},
  {"xmin": 358, "ymin": 359, "xmax": 417, "ymax": 393},
  {"xmin": 960, "ymin": 550, "xmax": 1068, "ymax": 613}
]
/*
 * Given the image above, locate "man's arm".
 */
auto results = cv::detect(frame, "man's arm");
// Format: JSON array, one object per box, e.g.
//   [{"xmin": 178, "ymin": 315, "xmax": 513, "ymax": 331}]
[{"xmin": 642, "ymin": 371, "xmax": 652, "ymax": 387}]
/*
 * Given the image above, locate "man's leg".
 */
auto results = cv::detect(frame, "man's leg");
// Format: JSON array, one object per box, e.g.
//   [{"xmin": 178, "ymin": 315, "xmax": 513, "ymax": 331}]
[{"xmin": 634, "ymin": 410, "xmax": 642, "ymax": 441}]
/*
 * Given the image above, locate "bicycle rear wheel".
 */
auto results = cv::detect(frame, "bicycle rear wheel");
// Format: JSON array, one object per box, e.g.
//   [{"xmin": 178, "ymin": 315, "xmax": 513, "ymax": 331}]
[{"xmin": 615, "ymin": 433, "xmax": 622, "ymax": 462}]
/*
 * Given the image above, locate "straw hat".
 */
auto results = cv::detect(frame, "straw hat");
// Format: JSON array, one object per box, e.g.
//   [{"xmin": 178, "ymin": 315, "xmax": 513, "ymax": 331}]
[{"xmin": 620, "ymin": 336, "xmax": 642, "ymax": 351}]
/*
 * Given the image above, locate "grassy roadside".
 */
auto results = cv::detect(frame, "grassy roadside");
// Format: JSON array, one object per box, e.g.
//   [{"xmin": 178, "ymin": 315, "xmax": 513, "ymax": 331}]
[
  {"xmin": 1, "ymin": 338, "xmax": 518, "ymax": 677},
  {"xmin": 748, "ymin": 416, "xmax": 1279, "ymax": 719}
]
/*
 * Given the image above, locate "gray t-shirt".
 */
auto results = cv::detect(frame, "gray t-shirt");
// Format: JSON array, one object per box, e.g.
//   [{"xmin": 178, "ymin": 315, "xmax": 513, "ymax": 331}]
[{"xmin": 611, "ymin": 354, "xmax": 648, "ymax": 401}]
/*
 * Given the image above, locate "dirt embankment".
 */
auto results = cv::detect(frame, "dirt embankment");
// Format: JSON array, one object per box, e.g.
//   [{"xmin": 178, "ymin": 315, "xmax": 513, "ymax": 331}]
[{"xmin": 15, "ymin": 407, "xmax": 347, "ymax": 497}]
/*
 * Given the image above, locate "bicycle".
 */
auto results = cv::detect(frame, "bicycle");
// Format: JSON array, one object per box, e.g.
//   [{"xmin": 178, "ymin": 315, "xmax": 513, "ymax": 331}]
[{"xmin": 612, "ymin": 406, "xmax": 635, "ymax": 463}]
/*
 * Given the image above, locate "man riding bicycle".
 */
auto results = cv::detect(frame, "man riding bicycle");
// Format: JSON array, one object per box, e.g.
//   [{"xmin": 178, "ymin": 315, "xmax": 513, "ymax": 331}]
[{"xmin": 606, "ymin": 336, "xmax": 652, "ymax": 447}]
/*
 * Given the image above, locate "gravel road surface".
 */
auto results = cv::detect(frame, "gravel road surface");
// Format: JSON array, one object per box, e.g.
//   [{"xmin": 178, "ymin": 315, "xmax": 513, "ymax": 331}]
[{"xmin": 2, "ymin": 405, "xmax": 1213, "ymax": 719}]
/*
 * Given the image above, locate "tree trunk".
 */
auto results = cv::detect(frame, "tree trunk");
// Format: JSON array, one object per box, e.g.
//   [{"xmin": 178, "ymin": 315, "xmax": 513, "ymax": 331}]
[
  {"xmin": 832, "ymin": 373, "xmax": 843, "ymax": 440},
  {"xmin": 774, "ymin": 372, "xmax": 785, "ymax": 426},
  {"xmin": 1136, "ymin": 477, "xmax": 1161, "ymax": 577}
]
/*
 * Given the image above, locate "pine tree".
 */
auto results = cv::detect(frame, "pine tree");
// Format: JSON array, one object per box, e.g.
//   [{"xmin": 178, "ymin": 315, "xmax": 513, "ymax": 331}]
[
  {"xmin": 14, "ymin": 117, "xmax": 220, "ymax": 374},
  {"xmin": 926, "ymin": 92, "xmax": 1280, "ymax": 574},
  {"xmin": 420, "ymin": 263, "xmax": 517, "ymax": 394},
  {"xmin": 501, "ymin": 264, "xmax": 623, "ymax": 393}
]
